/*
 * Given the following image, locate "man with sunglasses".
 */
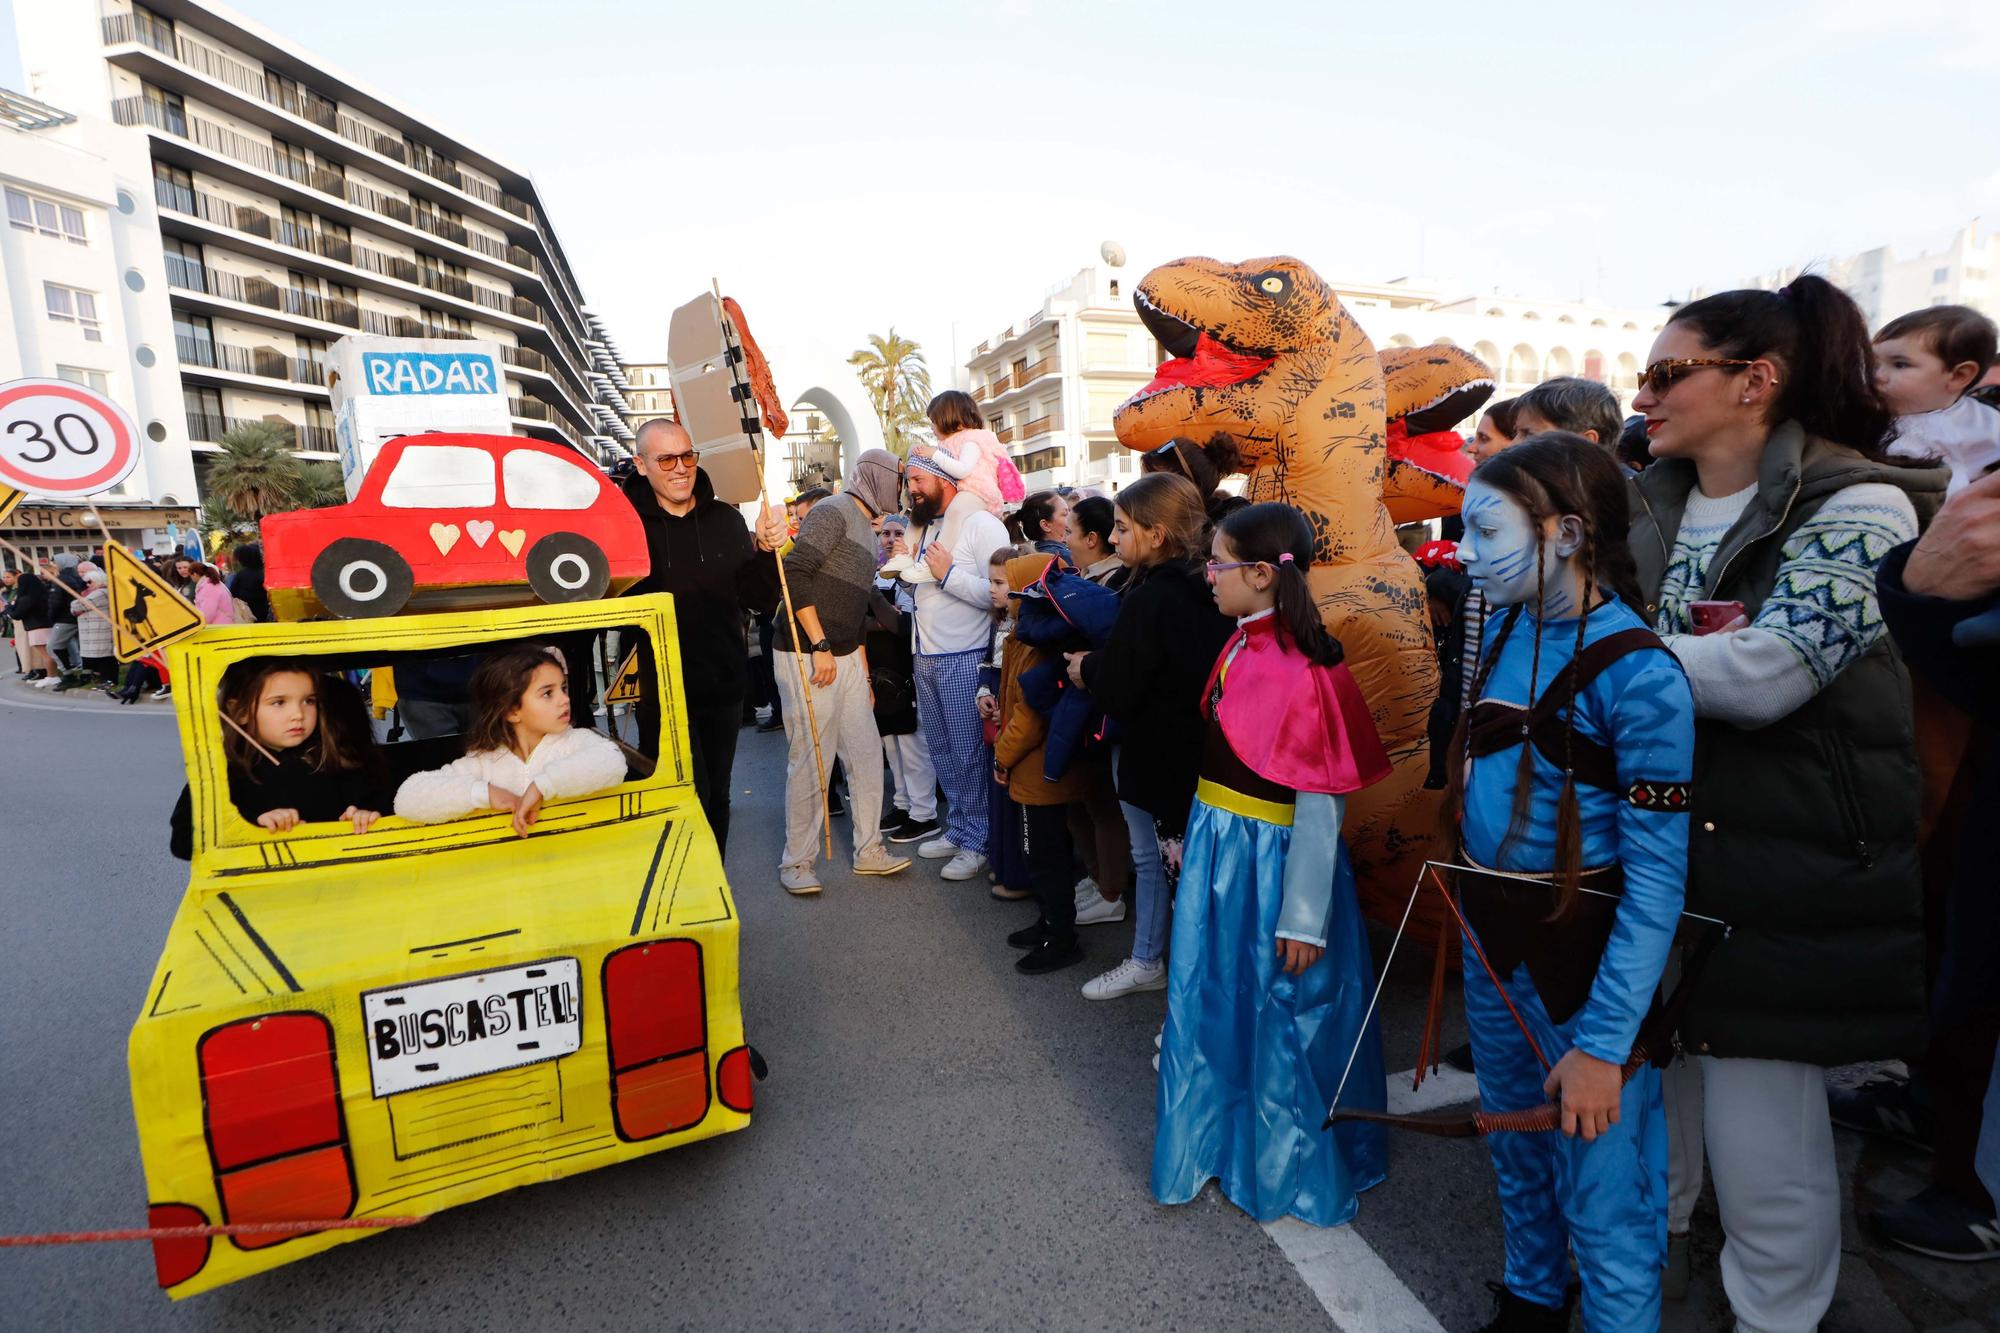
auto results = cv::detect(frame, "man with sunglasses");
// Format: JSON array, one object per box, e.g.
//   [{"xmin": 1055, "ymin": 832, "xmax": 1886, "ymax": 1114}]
[{"xmin": 621, "ymin": 418, "xmax": 787, "ymax": 856}]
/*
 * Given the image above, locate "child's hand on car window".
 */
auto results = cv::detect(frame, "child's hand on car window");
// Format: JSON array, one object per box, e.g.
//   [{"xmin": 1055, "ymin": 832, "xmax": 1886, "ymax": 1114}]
[
  {"xmin": 256, "ymin": 808, "xmax": 302, "ymax": 832},
  {"xmin": 512, "ymin": 783, "xmax": 544, "ymax": 837},
  {"xmin": 341, "ymin": 806, "xmax": 379, "ymax": 834}
]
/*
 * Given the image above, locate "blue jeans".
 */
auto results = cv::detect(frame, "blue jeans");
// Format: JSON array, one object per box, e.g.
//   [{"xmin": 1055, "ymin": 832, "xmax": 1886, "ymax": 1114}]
[{"xmin": 1124, "ymin": 799, "xmax": 1169, "ymax": 965}]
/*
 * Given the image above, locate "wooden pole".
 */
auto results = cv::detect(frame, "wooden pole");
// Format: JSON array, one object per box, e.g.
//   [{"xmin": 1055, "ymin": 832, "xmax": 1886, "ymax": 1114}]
[
  {"xmin": 714, "ymin": 283, "xmax": 832, "ymax": 861},
  {"xmin": 217, "ymin": 709, "xmax": 282, "ymax": 768},
  {"xmin": 0, "ymin": 536, "xmax": 115, "ymax": 626}
]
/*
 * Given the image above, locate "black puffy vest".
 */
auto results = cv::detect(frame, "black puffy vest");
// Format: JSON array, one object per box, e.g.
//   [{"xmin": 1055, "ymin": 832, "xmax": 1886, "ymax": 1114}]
[{"xmin": 1629, "ymin": 423, "xmax": 1947, "ymax": 1065}]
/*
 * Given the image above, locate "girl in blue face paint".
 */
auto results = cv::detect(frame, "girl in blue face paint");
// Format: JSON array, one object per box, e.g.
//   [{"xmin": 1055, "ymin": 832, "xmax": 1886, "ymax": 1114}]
[{"xmin": 1452, "ymin": 432, "xmax": 1697, "ymax": 1332}]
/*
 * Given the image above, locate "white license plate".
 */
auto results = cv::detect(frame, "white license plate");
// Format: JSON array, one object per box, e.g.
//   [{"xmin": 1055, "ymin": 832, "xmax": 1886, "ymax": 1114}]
[{"xmin": 362, "ymin": 958, "xmax": 583, "ymax": 1097}]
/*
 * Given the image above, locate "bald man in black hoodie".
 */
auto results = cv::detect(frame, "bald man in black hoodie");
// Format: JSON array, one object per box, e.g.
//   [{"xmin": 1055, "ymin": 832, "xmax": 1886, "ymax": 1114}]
[{"xmin": 622, "ymin": 419, "xmax": 784, "ymax": 853}]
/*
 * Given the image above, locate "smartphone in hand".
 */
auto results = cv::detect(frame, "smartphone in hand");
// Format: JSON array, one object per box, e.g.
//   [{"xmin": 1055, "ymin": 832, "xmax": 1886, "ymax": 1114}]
[{"xmin": 1689, "ymin": 600, "xmax": 1748, "ymax": 635}]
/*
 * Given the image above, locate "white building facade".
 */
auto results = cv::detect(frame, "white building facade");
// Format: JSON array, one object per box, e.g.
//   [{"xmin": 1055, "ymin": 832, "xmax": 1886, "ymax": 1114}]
[
  {"xmin": 960, "ymin": 266, "xmax": 1672, "ymax": 493},
  {"xmin": 1737, "ymin": 220, "xmax": 1997, "ymax": 330},
  {"xmin": 12, "ymin": 0, "xmax": 632, "ymax": 510},
  {"xmin": 0, "ymin": 87, "xmax": 200, "ymax": 563}
]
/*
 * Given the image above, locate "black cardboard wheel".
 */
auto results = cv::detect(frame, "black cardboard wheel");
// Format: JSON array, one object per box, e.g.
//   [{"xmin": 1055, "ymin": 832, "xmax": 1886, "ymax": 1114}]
[
  {"xmin": 526, "ymin": 532, "xmax": 609, "ymax": 603},
  {"xmin": 310, "ymin": 538, "xmax": 413, "ymax": 618}
]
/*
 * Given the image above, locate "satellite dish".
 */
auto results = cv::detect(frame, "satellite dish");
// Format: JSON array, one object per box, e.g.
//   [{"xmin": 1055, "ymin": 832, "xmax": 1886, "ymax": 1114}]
[{"xmin": 1100, "ymin": 240, "xmax": 1127, "ymax": 268}]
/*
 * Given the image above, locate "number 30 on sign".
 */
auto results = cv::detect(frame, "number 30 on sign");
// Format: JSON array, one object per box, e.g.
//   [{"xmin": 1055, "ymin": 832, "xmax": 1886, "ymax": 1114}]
[{"xmin": 0, "ymin": 378, "xmax": 140, "ymax": 497}]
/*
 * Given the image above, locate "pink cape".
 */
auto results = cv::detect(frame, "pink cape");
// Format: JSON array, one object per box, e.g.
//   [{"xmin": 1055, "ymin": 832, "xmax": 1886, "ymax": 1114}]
[{"xmin": 1202, "ymin": 616, "xmax": 1391, "ymax": 796}]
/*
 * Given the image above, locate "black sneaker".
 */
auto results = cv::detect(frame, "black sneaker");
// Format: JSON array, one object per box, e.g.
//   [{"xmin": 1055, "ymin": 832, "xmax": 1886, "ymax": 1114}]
[
  {"xmin": 1474, "ymin": 1280, "xmax": 1576, "ymax": 1332},
  {"xmin": 880, "ymin": 807, "xmax": 907, "ymax": 834},
  {"xmin": 1007, "ymin": 919, "xmax": 1050, "ymax": 950},
  {"xmin": 1868, "ymin": 1185, "xmax": 2000, "ymax": 1261},
  {"xmin": 1829, "ymin": 1073, "xmax": 1933, "ymax": 1151},
  {"xmin": 1015, "ymin": 936, "xmax": 1084, "ymax": 975},
  {"xmin": 889, "ymin": 816, "xmax": 939, "ymax": 844}
]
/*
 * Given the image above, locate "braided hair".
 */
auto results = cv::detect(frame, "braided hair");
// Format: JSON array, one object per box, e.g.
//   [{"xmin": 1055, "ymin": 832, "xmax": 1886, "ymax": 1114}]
[{"xmin": 1444, "ymin": 432, "xmax": 1638, "ymax": 916}]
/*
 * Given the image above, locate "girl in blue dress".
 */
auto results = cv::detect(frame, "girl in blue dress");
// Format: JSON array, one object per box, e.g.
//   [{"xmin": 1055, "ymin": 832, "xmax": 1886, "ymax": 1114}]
[
  {"xmin": 1452, "ymin": 433, "xmax": 1695, "ymax": 1331},
  {"xmin": 1152, "ymin": 502, "xmax": 1393, "ymax": 1227}
]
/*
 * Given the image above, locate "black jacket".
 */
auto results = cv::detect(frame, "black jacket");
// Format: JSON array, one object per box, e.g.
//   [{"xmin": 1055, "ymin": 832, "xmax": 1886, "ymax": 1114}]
[
  {"xmin": 1078, "ymin": 558, "xmax": 1234, "ymax": 829},
  {"xmin": 169, "ymin": 750, "xmax": 394, "ymax": 861},
  {"xmin": 620, "ymin": 469, "xmax": 779, "ymax": 706},
  {"xmin": 1878, "ymin": 541, "xmax": 2000, "ymax": 1021},
  {"xmin": 229, "ymin": 543, "xmax": 269, "ymax": 623},
  {"xmin": 8, "ymin": 571, "xmax": 51, "ymax": 631}
]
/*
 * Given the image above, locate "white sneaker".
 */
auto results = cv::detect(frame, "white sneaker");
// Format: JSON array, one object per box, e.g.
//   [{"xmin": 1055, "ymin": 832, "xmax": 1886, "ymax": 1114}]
[
  {"xmin": 1075, "ymin": 890, "xmax": 1126, "ymax": 927},
  {"xmin": 852, "ymin": 846, "xmax": 911, "ymax": 876},
  {"xmin": 780, "ymin": 864, "xmax": 821, "ymax": 895},
  {"xmin": 1082, "ymin": 956, "xmax": 1166, "ymax": 1000},
  {"xmin": 916, "ymin": 837, "xmax": 959, "ymax": 860},
  {"xmin": 940, "ymin": 850, "xmax": 988, "ymax": 881},
  {"xmin": 1152, "ymin": 1051, "xmax": 1160, "ymax": 1072},
  {"xmin": 1072, "ymin": 876, "xmax": 1100, "ymax": 908},
  {"xmin": 1155, "ymin": 1027, "xmax": 1164, "ymax": 1049}
]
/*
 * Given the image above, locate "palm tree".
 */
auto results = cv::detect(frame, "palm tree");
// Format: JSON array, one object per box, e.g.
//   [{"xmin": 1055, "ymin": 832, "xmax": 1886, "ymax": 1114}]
[
  {"xmin": 848, "ymin": 330, "xmax": 931, "ymax": 459},
  {"xmin": 203, "ymin": 421, "xmax": 301, "ymax": 521},
  {"xmin": 293, "ymin": 460, "xmax": 349, "ymax": 509}
]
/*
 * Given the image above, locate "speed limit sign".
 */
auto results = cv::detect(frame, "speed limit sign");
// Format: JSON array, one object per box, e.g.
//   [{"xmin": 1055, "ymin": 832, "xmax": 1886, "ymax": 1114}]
[{"xmin": 0, "ymin": 377, "xmax": 140, "ymax": 497}]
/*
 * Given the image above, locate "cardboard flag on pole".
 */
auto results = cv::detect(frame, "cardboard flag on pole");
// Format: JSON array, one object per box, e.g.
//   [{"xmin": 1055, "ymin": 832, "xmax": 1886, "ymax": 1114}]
[
  {"xmin": 604, "ymin": 644, "xmax": 642, "ymax": 705},
  {"xmin": 107, "ymin": 542, "xmax": 203, "ymax": 661}
]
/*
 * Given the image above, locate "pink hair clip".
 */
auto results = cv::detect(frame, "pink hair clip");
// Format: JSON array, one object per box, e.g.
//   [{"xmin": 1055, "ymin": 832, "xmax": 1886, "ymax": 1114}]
[{"xmin": 1278, "ymin": 552, "xmax": 1295, "ymax": 564}]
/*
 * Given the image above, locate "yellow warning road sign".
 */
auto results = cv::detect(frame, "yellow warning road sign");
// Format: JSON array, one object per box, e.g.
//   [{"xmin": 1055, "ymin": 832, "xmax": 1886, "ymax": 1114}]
[
  {"xmin": 107, "ymin": 542, "xmax": 203, "ymax": 661},
  {"xmin": 604, "ymin": 644, "xmax": 641, "ymax": 705},
  {"xmin": 0, "ymin": 486, "xmax": 22, "ymax": 525}
]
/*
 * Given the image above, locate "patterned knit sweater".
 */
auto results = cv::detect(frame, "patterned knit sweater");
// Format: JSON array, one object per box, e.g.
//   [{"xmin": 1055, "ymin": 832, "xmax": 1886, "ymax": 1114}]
[{"xmin": 1655, "ymin": 481, "xmax": 1918, "ymax": 728}]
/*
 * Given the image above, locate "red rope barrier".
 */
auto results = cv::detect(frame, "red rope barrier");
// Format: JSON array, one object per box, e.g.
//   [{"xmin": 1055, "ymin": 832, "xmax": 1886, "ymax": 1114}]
[{"xmin": 0, "ymin": 1216, "xmax": 426, "ymax": 1247}]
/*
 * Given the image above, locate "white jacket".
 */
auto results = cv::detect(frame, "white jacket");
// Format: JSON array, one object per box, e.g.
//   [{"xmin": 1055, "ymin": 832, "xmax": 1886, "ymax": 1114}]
[{"xmin": 394, "ymin": 727, "xmax": 628, "ymax": 823}]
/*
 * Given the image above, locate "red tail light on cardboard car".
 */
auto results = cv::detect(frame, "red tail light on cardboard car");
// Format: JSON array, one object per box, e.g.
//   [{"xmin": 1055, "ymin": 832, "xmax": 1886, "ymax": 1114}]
[
  {"xmin": 602, "ymin": 940, "xmax": 709, "ymax": 1140},
  {"xmin": 197, "ymin": 1013, "xmax": 355, "ymax": 1249}
]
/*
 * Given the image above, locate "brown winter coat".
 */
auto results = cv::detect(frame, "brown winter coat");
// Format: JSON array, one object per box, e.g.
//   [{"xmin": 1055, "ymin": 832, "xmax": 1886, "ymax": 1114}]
[{"xmin": 993, "ymin": 554, "xmax": 1087, "ymax": 807}]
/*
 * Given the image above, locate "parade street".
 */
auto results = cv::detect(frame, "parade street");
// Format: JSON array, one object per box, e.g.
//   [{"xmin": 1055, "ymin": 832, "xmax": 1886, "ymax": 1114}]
[{"xmin": 0, "ymin": 676, "xmax": 1991, "ymax": 1331}]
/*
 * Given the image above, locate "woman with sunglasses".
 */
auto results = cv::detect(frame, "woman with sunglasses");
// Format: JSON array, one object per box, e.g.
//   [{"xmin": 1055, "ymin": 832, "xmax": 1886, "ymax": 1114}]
[{"xmin": 1628, "ymin": 275, "xmax": 1947, "ymax": 1326}]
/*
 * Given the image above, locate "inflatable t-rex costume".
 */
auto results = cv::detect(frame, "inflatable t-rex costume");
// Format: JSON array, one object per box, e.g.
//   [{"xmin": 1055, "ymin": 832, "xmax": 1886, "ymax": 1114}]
[{"xmin": 1114, "ymin": 255, "xmax": 1493, "ymax": 930}]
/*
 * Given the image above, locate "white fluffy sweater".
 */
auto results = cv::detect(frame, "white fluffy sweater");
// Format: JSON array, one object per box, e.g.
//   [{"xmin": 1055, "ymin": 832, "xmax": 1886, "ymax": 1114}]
[{"xmin": 394, "ymin": 727, "xmax": 628, "ymax": 823}]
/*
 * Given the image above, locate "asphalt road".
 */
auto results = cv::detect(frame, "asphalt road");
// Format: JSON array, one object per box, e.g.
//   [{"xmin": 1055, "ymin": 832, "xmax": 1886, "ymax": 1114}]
[{"xmin": 0, "ymin": 667, "xmax": 1993, "ymax": 1330}]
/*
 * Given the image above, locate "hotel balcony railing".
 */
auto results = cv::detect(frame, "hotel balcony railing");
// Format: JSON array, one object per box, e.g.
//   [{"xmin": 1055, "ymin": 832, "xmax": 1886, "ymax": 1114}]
[
  {"xmin": 1020, "ymin": 415, "xmax": 1060, "ymax": 440},
  {"xmin": 508, "ymin": 396, "xmax": 555, "ymax": 422},
  {"xmin": 969, "ymin": 383, "xmax": 987, "ymax": 402},
  {"xmin": 177, "ymin": 336, "xmax": 325, "ymax": 387},
  {"xmin": 360, "ymin": 309, "xmax": 424, "ymax": 338},
  {"xmin": 103, "ymin": 15, "xmax": 542, "ymax": 226},
  {"xmin": 166, "ymin": 254, "xmax": 364, "ymax": 330},
  {"xmin": 158, "ymin": 183, "xmax": 529, "ymax": 324},
  {"xmin": 1014, "ymin": 357, "xmax": 1059, "ymax": 388},
  {"xmin": 995, "ymin": 425, "xmax": 1016, "ymax": 443},
  {"xmin": 972, "ymin": 339, "xmax": 990, "ymax": 355},
  {"xmin": 187, "ymin": 410, "xmax": 329, "ymax": 451},
  {"xmin": 503, "ymin": 345, "xmax": 551, "ymax": 374}
]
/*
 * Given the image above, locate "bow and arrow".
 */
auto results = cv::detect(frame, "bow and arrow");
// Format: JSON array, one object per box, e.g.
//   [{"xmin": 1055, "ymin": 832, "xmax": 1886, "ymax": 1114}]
[{"xmin": 1323, "ymin": 861, "xmax": 1727, "ymax": 1139}]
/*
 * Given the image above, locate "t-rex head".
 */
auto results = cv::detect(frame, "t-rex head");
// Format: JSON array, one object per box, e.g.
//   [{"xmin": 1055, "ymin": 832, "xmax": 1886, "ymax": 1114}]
[{"xmin": 1114, "ymin": 255, "xmax": 1363, "ymax": 459}]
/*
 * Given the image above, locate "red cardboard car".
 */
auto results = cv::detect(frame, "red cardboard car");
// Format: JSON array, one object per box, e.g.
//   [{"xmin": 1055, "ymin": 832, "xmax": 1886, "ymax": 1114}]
[{"xmin": 263, "ymin": 434, "xmax": 648, "ymax": 619}]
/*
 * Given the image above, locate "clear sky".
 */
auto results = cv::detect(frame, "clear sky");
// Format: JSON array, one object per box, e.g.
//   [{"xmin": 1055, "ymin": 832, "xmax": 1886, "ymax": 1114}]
[{"xmin": 6, "ymin": 0, "xmax": 1997, "ymax": 384}]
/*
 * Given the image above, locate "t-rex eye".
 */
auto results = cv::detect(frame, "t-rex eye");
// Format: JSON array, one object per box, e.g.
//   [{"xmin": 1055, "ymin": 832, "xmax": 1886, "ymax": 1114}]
[{"xmin": 1259, "ymin": 276, "xmax": 1286, "ymax": 294}]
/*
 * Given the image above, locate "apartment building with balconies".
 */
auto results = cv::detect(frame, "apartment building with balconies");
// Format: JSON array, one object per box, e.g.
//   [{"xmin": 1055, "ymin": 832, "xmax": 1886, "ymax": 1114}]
[
  {"xmin": 12, "ymin": 0, "xmax": 632, "ymax": 499},
  {"xmin": 622, "ymin": 362, "xmax": 676, "ymax": 436},
  {"xmin": 963, "ymin": 267, "xmax": 1161, "ymax": 493},
  {"xmin": 0, "ymin": 86, "xmax": 201, "ymax": 562}
]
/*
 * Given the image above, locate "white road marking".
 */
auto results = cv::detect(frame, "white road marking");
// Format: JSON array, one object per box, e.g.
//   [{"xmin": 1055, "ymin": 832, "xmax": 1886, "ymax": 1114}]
[
  {"xmin": 1386, "ymin": 1065, "xmax": 1480, "ymax": 1116},
  {"xmin": 1263, "ymin": 1067, "xmax": 1478, "ymax": 1330},
  {"xmin": 1265, "ymin": 1217, "xmax": 1446, "ymax": 1332}
]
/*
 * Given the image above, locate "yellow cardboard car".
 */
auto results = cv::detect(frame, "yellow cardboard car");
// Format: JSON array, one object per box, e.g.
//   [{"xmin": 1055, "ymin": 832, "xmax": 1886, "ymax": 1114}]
[{"xmin": 132, "ymin": 595, "xmax": 752, "ymax": 1297}]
